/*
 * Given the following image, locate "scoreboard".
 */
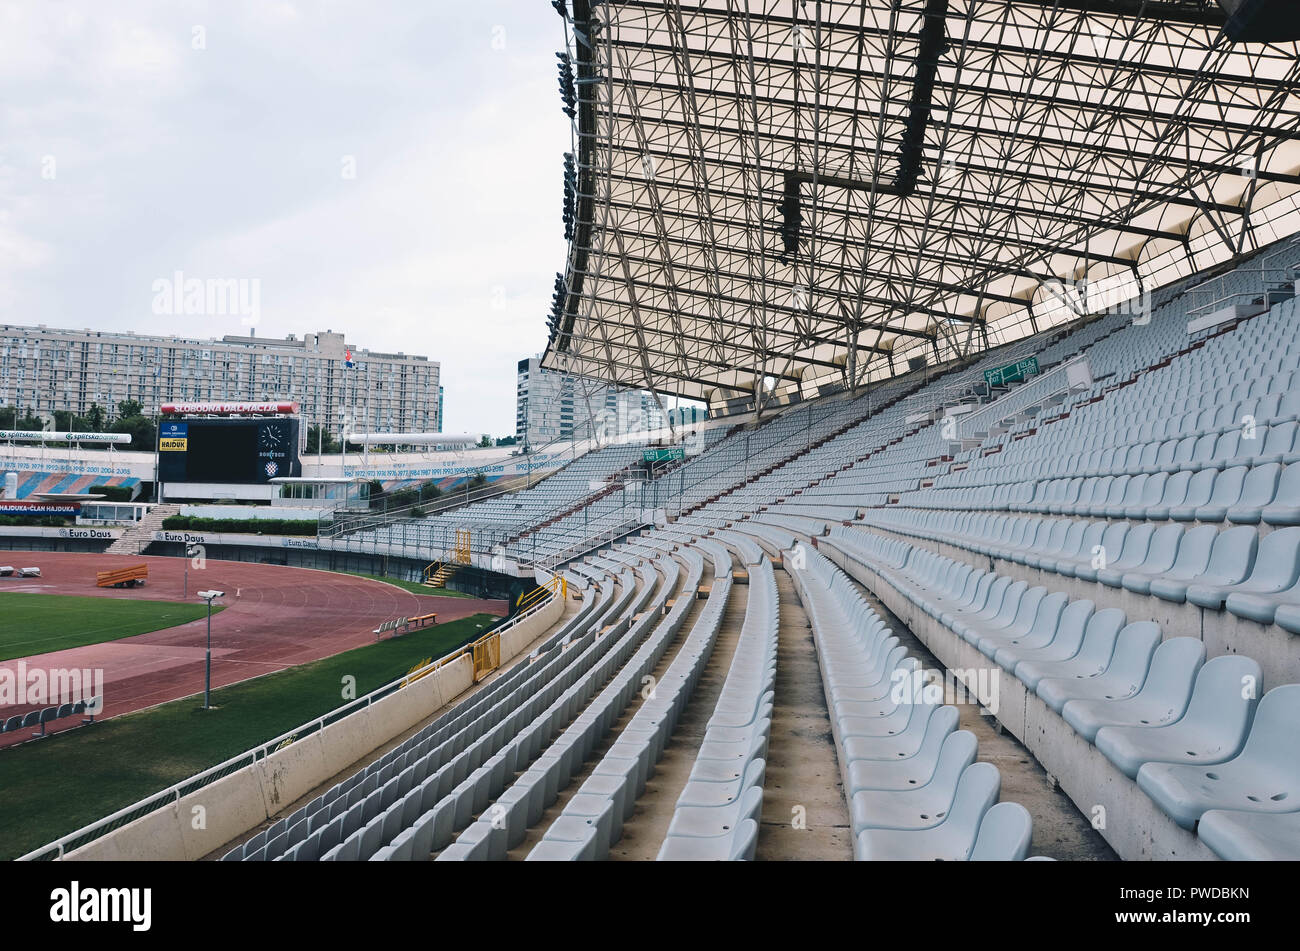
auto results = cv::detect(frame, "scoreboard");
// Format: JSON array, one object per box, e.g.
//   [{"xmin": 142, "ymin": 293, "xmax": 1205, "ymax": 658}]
[{"xmin": 158, "ymin": 417, "xmax": 301, "ymax": 484}]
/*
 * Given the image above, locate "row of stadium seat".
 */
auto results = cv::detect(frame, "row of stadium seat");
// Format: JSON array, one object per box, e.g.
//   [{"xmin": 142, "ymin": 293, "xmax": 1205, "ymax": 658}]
[
  {"xmin": 822, "ymin": 528, "xmax": 1300, "ymax": 860},
  {"xmin": 789, "ymin": 543, "xmax": 1035, "ymax": 861}
]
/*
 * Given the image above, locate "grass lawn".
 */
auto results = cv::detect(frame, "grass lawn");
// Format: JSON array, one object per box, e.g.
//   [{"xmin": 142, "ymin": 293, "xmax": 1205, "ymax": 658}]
[
  {"xmin": 0, "ymin": 593, "xmax": 223, "ymax": 662},
  {"xmin": 0, "ymin": 611, "xmax": 498, "ymax": 860},
  {"xmin": 341, "ymin": 571, "xmax": 479, "ymax": 598}
]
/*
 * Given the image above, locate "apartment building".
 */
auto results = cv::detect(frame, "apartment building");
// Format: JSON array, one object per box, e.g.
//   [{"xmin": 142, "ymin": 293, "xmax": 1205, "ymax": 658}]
[
  {"xmin": 515, "ymin": 355, "xmax": 665, "ymax": 449},
  {"xmin": 0, "ymin": 325, "xmax": 440, "ymax": 437}
]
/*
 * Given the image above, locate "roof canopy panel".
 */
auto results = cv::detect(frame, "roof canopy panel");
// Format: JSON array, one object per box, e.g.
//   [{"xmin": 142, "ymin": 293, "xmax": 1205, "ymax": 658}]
[{"xmin": 544, "ymin": 0, "xmax": 1300, "ymax": 404}]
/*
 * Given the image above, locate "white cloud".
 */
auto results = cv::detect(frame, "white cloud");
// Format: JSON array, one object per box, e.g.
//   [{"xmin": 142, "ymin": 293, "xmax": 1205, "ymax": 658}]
[{"xmin": 0, "ymin": 0, "xmax": 571, "ymax": 435}]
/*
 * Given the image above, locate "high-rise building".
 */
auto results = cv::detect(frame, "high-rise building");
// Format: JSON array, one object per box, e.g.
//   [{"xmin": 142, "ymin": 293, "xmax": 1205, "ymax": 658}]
[
  {"xmin": 516, "ymin": 356, "xmax": 664, "ymax": 450},
  {"xmin": 0, "ymin": 325, "xmax": 440, "ymax": 439}
]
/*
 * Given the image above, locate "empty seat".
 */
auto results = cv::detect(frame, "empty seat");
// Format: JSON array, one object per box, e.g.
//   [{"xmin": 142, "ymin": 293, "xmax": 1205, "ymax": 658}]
[
  {"xmin": 855, "ymin": 763, "xmax": 1001, "ymax": 861},
  {"xmin": 968, "ymin": 802, "xmax": 1034, "ymax": 861},
  {"xmin": 1137, "ymin": 685, "xmax": 1300, "ymax": 830},
  {"xmin": 1060, "ymin": 637, "xmax": 1205, "ymax": 742},
  {"xmin": 1094, "ymin": 655, "xmax": 1262, "ymax": 780},
  {"xmin": 1148, "ymin": 526, "xmax": 1258, "ymax": 604},
  {"xmin": 1035, "ymin": 622, "xmax": 1161, "ymax": 713},
  {"xmin": 1186, "ymin": 526, "xmax": 1300, "ymax": 611},
  {"xmin": 1198, "ymin": 808, "xmax": 1300, "ymax": 861}
]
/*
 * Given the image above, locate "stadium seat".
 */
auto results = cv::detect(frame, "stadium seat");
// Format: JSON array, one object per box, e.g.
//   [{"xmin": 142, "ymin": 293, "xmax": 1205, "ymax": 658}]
[
  {"xmin": 1034, "ymin": 622, "xmax": 1161, "ymax": 713},
  {"xmin": 1198, "ymin": 809, "xmax": 1300, "ymax": 861},
  {"xmin": 1094, "ymin": 655, "xmax": 1262, "ymax": 780},
  {"xmin": 854, "ymin": 762, "xmax": 1001, "ymax": 861},
  {"xmin": 969, "ymin": 802, "xmax": 1034, "ymax": 861},
  {"xmin": 1137, "ymin": 685, "xmax": 1300, "ymax": 830},
  {"xmin": 1060, "ymin": 638, "xmax": 1206, "ymax": 742}
]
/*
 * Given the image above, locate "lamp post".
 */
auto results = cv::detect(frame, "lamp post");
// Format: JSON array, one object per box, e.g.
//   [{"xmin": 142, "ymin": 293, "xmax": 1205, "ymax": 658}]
[
  {"xmin": 184, "ymin": 545, "xmax": 200, "ymax": 599},
  {"xmin": 197, "ymin": 590, "xmax": 224, "ymax": 709}
]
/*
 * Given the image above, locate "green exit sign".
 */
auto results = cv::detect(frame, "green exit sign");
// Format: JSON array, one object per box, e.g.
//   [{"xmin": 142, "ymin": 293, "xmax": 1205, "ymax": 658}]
[
  {"xmin": 984, "ymin": 356, "xmax": 1039, "ymax": 388},
  {"xmin": 643, "ymin": 447, "xmax": 685, "ymax": 463}
]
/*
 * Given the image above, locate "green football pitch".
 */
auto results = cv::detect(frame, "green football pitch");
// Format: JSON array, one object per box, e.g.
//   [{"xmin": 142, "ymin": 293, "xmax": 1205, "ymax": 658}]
[{"xmin": 0, "ymin": 592, "xmax": 222, "ymax": 662}]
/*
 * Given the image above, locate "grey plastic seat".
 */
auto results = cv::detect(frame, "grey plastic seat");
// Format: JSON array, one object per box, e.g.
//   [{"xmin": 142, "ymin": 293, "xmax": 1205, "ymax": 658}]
[
  {"xmin": 952, "ymin": 579, "xmax": 1025, "ymax": 641},
  {"xmin": 1198, "ymin": 808, "xmax": 1300, "ymax": 861},
  {"xmin": 1035, "ymin": 622, "xmax": 1161, "ymax": 713},
  {"xmin": 1137, "ymin": 469, "xmax": 1191, "ymax": 520},
  {"xmin": 1060, "ymin": 637, "xmax": 1205, "ymax": 742},
  {"xmin": 1187, "ymin": 526, "xmax": 1300, "ymax": 611},
  {"xmin": 1014, "ymin": 607, "xmax": 1126, "ymax": 692},
  {"xmin": 993, "ymin": 598, "xmax": 1094, "ymax": 673},
  {"xmin": 849, "ymin": 730, "xmax": 978, "ymax": 833},
  {"xmin": 1225, "ymin": 463, "xmax": 1283, "ymax": 524},
  {"xmin": 1165, "ymin": 468, "xmax": 1217, "ymax": 521},
  {"xmin": 1137, "ymin": 684, "xmax": 1300, "ymax": 830},
  {"xmin": 972, "ymin": 587, "xmax": 1062, "ymax": 658},
  {"xmin": 969, "ymin": 802, "xmax": 1033, "ymax": 861},
  {"xmin": 854, "ymin": 763, "xmax": 1000, "ymax": 861},
  {"xmin": 1094, "ymin": 654, "xmax": 1262, "ymax": 779},
  {"xmin": 1149, "ymin": 525, "xmax": 1258, "ymax": 604},
  {"xmin": 1261, "ymin": 462, "xmax": 1300, "ymax": 526},
  {"xmin": 1090, "ymin": 523, "xmax": 1156, "ymax": 587},
  {"xmin": 847, "ymin": 722, "xmax": 970, "ymax": 795},
  {"xmin": 1119, "ymin": 524, "xmax": 1212, "ymax": 596},
  {"xmin": 1189, "ymin": 465, "xmax": 1248, "ymax": 522},
  {"xmin": 653, "ymin": 818, "xmax": 758, "ymax": 861},
  {"xmin": 841, "ymin": 699, "xmax": 949, "ymax": 763},
  {"xmin": 1069, "ymin": 522, "xmax": 1130, "ymax": 582}
]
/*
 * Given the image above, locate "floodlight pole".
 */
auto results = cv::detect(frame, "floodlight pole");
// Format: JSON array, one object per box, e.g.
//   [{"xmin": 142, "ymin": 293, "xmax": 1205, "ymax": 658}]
[
  {"xmin": 198, "ymin": 590, "xmax": 223, "ymax": 709},
  {"xmin": 203, "ymin": 597, "xmax": 213, "ymax": 709}
]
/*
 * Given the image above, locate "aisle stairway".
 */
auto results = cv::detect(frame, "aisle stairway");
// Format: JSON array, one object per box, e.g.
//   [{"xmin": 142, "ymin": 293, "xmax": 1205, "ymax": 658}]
[{"xmin": 103, "ymin": 504, "xmax": 179, "ymax": 555}]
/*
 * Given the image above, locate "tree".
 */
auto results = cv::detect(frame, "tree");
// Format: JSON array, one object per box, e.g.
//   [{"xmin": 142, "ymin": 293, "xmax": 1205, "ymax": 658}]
[
  {"xmin": 495, "ymin": 435, "xmax": 517, "ymax": 447},
  {"xmin": 14, "ymin": 409, "xmax": 45, "ymax": 431},
  {"xmin": 478, "ymin": 434, "xmax": 493, "ymax": 448},
  {"xmin": 110, "ymin": 413, "xmax": 156, "ymax": 450},
  {"xmin": 116, "ymin": 399, "xmax": 144, "ymax": 420},
  {"xmin": 468, "ymin": 471, "xmax": 488, "ymax": 489},
  {"xmin": 84, "ymin": 403, "xmax": 106, "ymax": 432},
  {"xmin": 0, "ymin": 406, "xmax": 16, "ymax": 429},
  {"xmin": 306, "ymin": 423, "xmax": 341, "ymax": 454}
]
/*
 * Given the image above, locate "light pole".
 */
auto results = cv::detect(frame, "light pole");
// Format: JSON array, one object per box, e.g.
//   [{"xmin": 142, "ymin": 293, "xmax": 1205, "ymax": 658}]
[
  {"xmin": 184, "ymin": 545, "xmax": 200, "ymax": 599},
  {"xmin": 197, "ymin": 590, "xmax": 224, "ymax": 709}
]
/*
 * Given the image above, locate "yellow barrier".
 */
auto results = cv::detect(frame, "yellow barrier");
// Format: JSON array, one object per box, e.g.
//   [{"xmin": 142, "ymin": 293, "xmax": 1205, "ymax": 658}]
[
  {"xmin": 471, "ymin": 634, "xmax": 500, "ymax": 682},
  {"xmin": 401, "ymin": 658, "xmax": 433, "ymax": 688}
]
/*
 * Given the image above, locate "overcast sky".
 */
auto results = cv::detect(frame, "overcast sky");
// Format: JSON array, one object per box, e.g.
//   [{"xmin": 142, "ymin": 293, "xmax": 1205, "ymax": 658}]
[{"xmin": 0, "ymin": 0, "xmax": 572, "ymax": 436}]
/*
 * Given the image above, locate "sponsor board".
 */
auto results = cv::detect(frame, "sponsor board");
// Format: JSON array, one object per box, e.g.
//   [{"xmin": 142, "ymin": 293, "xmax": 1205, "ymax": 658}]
[
  {"xmin": 152, "ymin": 530, "xmax": 319, "ymax": 550},
  {"xmin": 0, "ymin": 501, "xmax": 81, "ymax": 516}
]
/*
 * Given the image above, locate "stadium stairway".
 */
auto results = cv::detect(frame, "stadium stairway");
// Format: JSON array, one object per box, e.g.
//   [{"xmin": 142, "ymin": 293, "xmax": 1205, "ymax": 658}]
[{"xmin": 104, "ymin": 503, "xmax": 179, "ymax": 555}]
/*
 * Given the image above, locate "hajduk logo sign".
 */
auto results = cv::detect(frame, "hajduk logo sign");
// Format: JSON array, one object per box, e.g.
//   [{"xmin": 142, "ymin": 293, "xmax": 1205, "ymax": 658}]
[{"xmin": 159, "ymin": 422, "xmax": 188, "ymax": 452}]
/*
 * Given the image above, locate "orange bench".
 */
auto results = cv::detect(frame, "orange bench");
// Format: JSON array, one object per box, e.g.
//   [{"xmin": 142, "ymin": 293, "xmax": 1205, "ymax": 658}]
[{"xmin": 96, "ymin": 564, "xmax": 148, "ymax": 588}]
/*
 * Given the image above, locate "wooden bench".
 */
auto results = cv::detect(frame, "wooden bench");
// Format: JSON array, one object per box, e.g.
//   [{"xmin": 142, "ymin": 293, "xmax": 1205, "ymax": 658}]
[
  {"xmin": 408, "ymin": 613, "xmax": 437, "ymax": 628},
  {"xmin": 96, "ymin": 564, "xmax": 147, "ymax": 588}
]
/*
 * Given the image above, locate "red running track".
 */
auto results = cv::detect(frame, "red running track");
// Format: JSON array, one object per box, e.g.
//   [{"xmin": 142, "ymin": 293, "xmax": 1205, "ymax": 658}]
[{"xmin": 0, "ymin": 552, "xmax": 507, "ymax": 745}]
